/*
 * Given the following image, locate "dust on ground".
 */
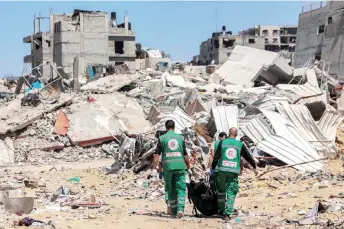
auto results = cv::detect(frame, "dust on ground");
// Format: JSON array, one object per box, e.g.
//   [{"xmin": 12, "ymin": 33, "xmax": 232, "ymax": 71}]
[{"xmin": 1, "ymin": 158, "xmax": 343, "ymax": 229}]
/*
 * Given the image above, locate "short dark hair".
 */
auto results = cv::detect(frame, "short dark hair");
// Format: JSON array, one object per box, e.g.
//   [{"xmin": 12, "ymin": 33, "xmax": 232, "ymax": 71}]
[
  {"xmin": 165, "ymin": 120, "xmax": 175, "ymax": 130},
  {"xmin": 219, "ymin": 132, "xmax": 227, "ymax": 138}
]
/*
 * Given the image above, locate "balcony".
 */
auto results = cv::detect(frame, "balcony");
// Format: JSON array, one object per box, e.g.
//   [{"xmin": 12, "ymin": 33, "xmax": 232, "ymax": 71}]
[
  {"xmin": 108, "ymin": 27, "xmax": 135, "ymax": 37},
  {"xmin": 23, "ymin": 55, "xmax": 33, "ymax": 63}
]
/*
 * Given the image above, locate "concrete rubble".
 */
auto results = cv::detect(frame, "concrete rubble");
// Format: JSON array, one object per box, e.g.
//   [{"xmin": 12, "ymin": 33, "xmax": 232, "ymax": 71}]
[
  {"xmin": 1, "ymin": 45, "xmax": 344, "ymax": 228},
  {"xmin": 1, "ymin": 46, "xmax": 343, "ymax": 172}
]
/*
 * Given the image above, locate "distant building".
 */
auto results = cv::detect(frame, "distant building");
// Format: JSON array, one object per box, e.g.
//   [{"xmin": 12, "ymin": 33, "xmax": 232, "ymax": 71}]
[
  {"xmin": 293, "ymin": 1, "xmax": 344, "ymax": 76},
  {"xmin": 135, "ymin": 46, "xmax": 171, "ymax": 71},
  {"xmin": 23, "ymin": 9, "xmax": 136, "ymax": 79},
  {"xmin": 192, "ymin": 25, "xmax": 297, "ymax": 66}
]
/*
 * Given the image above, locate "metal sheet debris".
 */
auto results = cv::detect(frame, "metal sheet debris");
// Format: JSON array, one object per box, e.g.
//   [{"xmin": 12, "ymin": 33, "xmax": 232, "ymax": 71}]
[
  {"xmin": 154, "ymin": 107, "xmax": 196, "ymax": 134},
  {"xmin": 275, "ymin": 82, "xmax": 327, "ymax": 104},
  {"xmin": 318, "ymin": 105, "xmax": 344, "ymax": 142},
  {"xmin": 210, "ymin": 106, "xmax": 238, "ymax": 137},
  {"xmin": 241, "ymin": 113, "xmax": 324, "ymax": 172},
  {"xmin": 276, "ymin": 104, "xmax": 336, "ymax": 156}
]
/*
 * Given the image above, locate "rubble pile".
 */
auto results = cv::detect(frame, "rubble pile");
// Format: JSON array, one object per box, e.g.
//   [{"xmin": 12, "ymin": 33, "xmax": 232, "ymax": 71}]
[
  {"xmin": 1, "ymin": 46, "xmax": 344, "ymax": 173},
  {"xmin": 1, "ymin": 45, "xmax": 344, "ymax": 227}
]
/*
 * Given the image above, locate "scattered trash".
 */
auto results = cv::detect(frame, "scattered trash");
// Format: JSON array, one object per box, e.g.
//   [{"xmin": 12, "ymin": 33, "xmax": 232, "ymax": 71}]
[
  {"xmin": 130, "ymin": 208, "xmax": 144, "ymax": 215},
  {"xmin": 235, "ymin": 218, "xmax": 242, "ymax": 223},
  {"xmin": 298, "ymin": 210, "xmax": 306, "ymax": 215},
  {"xmin": 67, "ymin": 177, "xmax": 81, "ymax": 183}
]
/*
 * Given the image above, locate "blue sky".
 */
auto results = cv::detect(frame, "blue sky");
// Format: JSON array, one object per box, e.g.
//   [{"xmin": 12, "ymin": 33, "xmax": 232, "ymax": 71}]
[{"xmin": 0, "ymin": 1, "xmax": 305, "ymax": 76}]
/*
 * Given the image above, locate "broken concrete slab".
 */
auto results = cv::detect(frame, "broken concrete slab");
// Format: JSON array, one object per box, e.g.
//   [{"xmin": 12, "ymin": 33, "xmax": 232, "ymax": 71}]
[
  {"xmin": 93, "ymin": 93, "xmax": 152, "ymax": 135},
  {"xmin": 0, "ymin": 138, "xmax": 14, "ymax": 166},
  {"xmin": 3, "ymin": 197, "xmax": 34, "ymax": 214},
  {"xmin": 162, "ymin": 72, "xmax": 196, "ymax": 89},
  {"xmin": 67, "ymin": 102, "xmax": 123, "ymax": 147},
  {"xmin": 80, "ymin": 73, "xmax": 142, "ymax": 93},
  {"xmin": 215, "ymin": 46, "xmax": 279, "ymax": 87},
  {"xmin": 0, "ymin": 94, "xmax": 73, "ymax": 135},
  {"xmin": 185, "ymin": 99, "xmax": 206, "ymax": 116},
  {"xmin": 148, "ymin": 106, "xmax": 161, "ymax": 126},
  {"xmin": 260, "ymin": 56, "xmax": 294, "ymax": 84}
]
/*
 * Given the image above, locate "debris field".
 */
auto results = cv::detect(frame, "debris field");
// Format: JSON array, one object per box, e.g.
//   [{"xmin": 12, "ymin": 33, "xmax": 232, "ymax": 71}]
[{"xmin": 0, "ymin": 46, "xmax": 344, "ymax": 228}]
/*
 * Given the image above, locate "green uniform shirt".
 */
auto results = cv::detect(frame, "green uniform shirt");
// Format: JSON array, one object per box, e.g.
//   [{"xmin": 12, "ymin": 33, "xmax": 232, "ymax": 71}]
[
  {"xmin": 159, "ymin": 131, "xmax": 186, "ymax": 171},
  {"xmin": 216, "ymin": 138, "xmax": 242, "ymax": 174}
]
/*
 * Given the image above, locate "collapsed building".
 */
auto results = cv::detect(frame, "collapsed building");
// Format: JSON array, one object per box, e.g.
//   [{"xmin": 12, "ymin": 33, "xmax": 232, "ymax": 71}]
[
  {"xmin": 23, "ymin": 9, "xmax": 136, "ymax": 80},
  {"xmin": 1, "ymin": 43, "xmax": 343, "ymax": 177},
  {"xmin": 192, "ymin": 25, "xmax": 297, "ymax": 66}
]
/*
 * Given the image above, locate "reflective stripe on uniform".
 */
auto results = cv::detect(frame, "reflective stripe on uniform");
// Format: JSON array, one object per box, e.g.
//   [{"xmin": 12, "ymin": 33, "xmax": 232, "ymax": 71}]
[
  {"xmin": 217, "ymin": 167, "xmax": 240, "ymax": 173},
  {"xmin": 162, "ymin": 159, "xmax": 185, "ymax": 164}
]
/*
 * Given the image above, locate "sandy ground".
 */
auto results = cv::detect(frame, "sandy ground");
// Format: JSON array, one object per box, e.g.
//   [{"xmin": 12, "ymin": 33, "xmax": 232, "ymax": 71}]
[{"xmin": 1, "ymin": 158, "xmax": 343, "ymax": 229}]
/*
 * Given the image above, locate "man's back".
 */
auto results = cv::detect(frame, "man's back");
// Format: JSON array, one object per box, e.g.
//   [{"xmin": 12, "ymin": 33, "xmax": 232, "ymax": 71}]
[
  {"xmin": 159, "ymin": 131, "xmax": 186, "ymax": 171},
  {"xmin": 216, "ymin": 138, "xmax": 243, "ymax": 174}
]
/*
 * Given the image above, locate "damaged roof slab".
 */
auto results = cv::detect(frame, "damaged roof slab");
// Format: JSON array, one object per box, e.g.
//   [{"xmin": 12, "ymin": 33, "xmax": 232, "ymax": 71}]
[
  {"xmin": 214, "ymin": 45, "xmax": 279, "ymax": 87},
  {"xmin": 0, "ymin": 94, "xmax": 73, "ymax": 135},
  {"xmin": 67, "ymin": 103, "xmax": 123, "ymax": 147},
  {"xmin": 92, "ymin": 93, "xmax": 152, "ymax": 135}
]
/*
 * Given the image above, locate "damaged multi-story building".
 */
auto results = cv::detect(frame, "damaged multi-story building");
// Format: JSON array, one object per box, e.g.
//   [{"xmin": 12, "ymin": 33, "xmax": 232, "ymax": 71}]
[
  {"xmin": 192, "ymin": 25, "xmax": 297, "ymax": 66},
  {"xmin": 23, "ymin": 9, "xmax": 136, "ymax": 80},
  {"xmin": 293, "ymin": 1, "xmax": 344, "ymax": 76},
  {"xmin": 192, "ymin": 26, "xmax": 238, "ymax": 66}
]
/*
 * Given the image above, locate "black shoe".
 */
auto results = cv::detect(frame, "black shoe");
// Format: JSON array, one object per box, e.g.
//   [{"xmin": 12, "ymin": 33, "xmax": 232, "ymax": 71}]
[
  {"xmin": 223, "ymin": 215, "xmax": 230, "ymax": 222},
  {"xmin": 217, "ymin": 212, "xmax": 224, "ymax": 217}
]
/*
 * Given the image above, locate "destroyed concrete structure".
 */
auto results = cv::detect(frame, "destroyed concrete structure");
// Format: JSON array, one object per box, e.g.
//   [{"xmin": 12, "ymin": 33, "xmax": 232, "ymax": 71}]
[
  {"xmin": 2, "ymin": 42, "xmax": 342, "ymax": 174},
  {"xmin": 2, "ymin": 31, "xmax": 344, "ymax": 228},
  {"xmin": 135, "ymin": 47, "xmax": 171, "ymax": 71},
  {"xmin": 3, "ymin": 3, "xmax": 344, "ymax": 227},
  {"xmin": 193, "ymin": 25, "xmax": 297, "ymax": 66},
  {"xmin": 23, "ymin": 9, "xmax": 136, "ymax": 80},
  {"xmin": 294, "ymin": 1, "xmax": 344, "ymax": 76}
]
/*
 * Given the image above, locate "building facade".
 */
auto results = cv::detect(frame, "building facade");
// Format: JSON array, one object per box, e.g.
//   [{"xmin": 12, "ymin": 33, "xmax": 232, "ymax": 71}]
[
  {"xmin": 23, "ymin": 9, "xmax": 136, "ymax": 79},
  {"xmin": 193, "ymin": 28, "xmax": 237, "ymax": 66},
  {"xmin": 293, "ymin": 1, "xmax": 344, "ymax": 76},
  {"xmin": 193, "ymin": 25, "xmax": 297, "ymax": 66}
]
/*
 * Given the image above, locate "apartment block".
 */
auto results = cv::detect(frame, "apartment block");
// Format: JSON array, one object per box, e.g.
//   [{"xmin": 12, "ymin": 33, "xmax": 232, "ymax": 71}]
[{"xmin": 193, "ymin": 25, "xmax": 297, "ymax": 66}]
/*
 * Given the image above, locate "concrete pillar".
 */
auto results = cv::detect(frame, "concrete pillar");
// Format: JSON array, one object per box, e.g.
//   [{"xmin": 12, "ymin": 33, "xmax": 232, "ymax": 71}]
[
  {"xmin": 124, "ymin": 16, "xmax": 129, "ymax": 35},
  {"xmin": 73, "ymin": 56, "xmax": 80, "ymax": 93},
  {"xmin": 219, "ymin": 38, "xmax": 223, "ymax": 49},
  {"xmin": 50, "ymin": 14, "xmax": 54, "ymax": 80}
]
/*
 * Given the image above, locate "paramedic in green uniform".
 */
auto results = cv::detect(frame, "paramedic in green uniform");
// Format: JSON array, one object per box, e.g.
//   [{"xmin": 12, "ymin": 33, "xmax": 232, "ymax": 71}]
[
  {"xmin": 153, "ymin": 120, "xmax": 192, "ymax": 219},
  {"xmin": 209, "ymin": 127, "xmax": 257, "ymax": 221}
]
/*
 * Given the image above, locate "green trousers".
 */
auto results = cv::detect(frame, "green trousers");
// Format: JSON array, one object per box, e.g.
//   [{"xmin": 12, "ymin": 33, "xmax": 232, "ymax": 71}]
[
  {"xmin": 216, "ymin": 172, "xmax": 239, "ymax": 215},
  {"xmin": 165, "ymin": 190, "xmax": 168, "ymax": 204},
  {"xmin": 163, "ymin": 170, "xmax": 186, "ymax": 215}
]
